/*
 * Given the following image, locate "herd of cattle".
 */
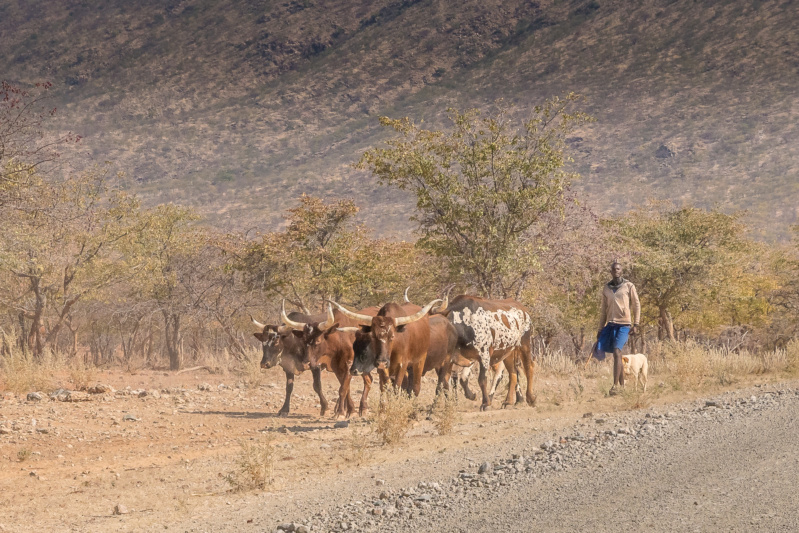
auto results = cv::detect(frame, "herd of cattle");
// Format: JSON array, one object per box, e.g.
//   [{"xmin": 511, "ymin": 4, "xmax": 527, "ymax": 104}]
[{"xmin": 251, "ymin": 288, "xmax": 537, "ymax": 419}]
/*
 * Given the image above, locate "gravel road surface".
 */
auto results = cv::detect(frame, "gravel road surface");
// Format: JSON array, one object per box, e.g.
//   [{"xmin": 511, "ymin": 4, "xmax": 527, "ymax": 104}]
[{"xmin": 287, "ymin": 386, "xmax": 799, "ymax": 532}]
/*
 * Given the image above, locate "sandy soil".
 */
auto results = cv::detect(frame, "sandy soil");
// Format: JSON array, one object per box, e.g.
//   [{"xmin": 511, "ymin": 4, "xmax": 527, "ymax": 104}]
[{"xmin": 0, "ymin": 364, "xmax": 793, "ymax": 532}]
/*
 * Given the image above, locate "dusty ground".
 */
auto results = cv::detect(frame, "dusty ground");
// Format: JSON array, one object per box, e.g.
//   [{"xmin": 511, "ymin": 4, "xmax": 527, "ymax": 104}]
[{"xmin": 0, "ymin": 363, "xmax": 795, "ymax": 532}]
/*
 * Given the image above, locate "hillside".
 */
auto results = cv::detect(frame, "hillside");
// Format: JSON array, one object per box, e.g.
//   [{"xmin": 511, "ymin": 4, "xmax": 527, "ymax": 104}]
[{"xmin": 1, "ymin": 0, "xmax": 797, "ymax": 237}]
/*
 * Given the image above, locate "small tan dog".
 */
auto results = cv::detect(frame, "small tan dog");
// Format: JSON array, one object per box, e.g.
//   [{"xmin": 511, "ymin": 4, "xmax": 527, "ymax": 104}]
[{"xmin": 622, "ymin": 353, "xmax": 649, "ymax": 392}]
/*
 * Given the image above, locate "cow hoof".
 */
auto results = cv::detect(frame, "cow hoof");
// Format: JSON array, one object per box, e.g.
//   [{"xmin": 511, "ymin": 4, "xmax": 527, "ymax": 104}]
[
  {"xmin": 319, "ymin": 407, "xmax": 328, "ymax": 417},
  {"xmin": 480, "ymin": 404, "xmax": 491, "ymax": 412},
  {"xmin": 502, "ymin": 402, "xmax": 513, "ymax": 410},
  {"xmin": 527, "ymin": 395, "xmax": 537, "ymax": 407},
  {"xmin": 465, "ymin": 392, "xmax": 477, "ymax": 401},
  {"xmin": 277, "ymin": 410, "xmax": 289, "ymax": 417},
  {"xmin": 359, "ymin": 409, "xmax": 370, "ymax": 418}
]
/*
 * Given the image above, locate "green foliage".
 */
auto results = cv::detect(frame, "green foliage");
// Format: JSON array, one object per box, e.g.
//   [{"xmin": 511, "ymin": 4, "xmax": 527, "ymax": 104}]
[
  {"xmin": 237, "ymin": 194, "xmax": 434, "ymax": 311},
  {"xmin": 359, "ymin": 94, "xmax": 593, "ymax": 298},
  {"xmin": 609, "ymin": 202, "xmax": 766, "ymax": 340}
]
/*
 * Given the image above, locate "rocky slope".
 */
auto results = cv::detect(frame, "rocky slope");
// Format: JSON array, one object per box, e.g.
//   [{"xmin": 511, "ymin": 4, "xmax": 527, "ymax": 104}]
[{"xmin": 1, "ymin": 0, "xmax": 797, "ymax": 236}]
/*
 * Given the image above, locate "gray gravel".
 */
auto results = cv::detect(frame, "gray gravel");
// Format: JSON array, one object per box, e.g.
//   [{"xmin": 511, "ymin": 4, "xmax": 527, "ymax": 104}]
[{"xmin": 281, "ymin": 386, "xmax": 799, "ymax": 532}]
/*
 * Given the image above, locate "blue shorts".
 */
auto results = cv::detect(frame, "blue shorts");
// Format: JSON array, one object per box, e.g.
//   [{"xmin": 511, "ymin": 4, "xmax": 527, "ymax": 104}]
[{"xmin": 597, "ymin": 323, "xmax": 631, "ymax": 354}]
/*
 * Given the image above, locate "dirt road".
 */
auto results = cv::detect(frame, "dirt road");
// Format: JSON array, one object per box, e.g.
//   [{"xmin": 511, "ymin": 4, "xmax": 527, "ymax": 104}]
[{"xmin": 1, "ymin": 368, "xmax": 797, "ymax": 533}]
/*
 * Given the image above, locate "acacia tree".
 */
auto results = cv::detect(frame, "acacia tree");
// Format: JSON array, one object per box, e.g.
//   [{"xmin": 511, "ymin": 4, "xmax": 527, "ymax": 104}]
[
  {"xmin": 125, "ymin": 204, "xmax": 201, "ymax": 370},
  {"xmin": 0, "ymin": 165, "xmax": 145, "ymax": 358},
  {"xmin": 610, "ymin": 203, "xmax": 761, "ymax": 342},
  {"xmin": 1, "ymin": 81, "xmax": 80, "ymax": 201},
  {"xmin": 358, "ymin": 94, "xmax": 592, "ymax": 299},
  {"xmin": 237, "ymin": 195, "xmax": 428, "ymax": 314}
]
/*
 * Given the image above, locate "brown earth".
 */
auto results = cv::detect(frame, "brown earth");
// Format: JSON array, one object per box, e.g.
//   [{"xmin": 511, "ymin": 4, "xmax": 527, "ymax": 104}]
[{"xmin": 0, "ymin": 364, "xmax": 794, "ymax": 532}]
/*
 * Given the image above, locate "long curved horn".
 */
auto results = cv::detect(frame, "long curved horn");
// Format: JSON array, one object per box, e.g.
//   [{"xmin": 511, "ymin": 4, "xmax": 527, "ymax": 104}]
[
  {"xmin": 251, "ymin": 316, "xmax": 267, "ymax": 330},
  {"xmin": 280, "ymin": 299, "xmax": 306, "ymax": 331},
  {"xmin": 318, "ymin": 303, "xmax": 336, "ymax": 330},
  {"xmin": 403, "ymin": 286, "xmax": 411, "ymax": 304},
  {"xmin": 328, "ymin": 301, "xmax": 373, "ymax": 326},
  {"xmin": 336, "ymin": 326, "xmax": 361, "ymax": 333},
  {"xmin": 436, "ymin": 285, "xmax": 455, "ymax": 313},
  {"xmin": 395, "ymin": 299, "xmax": 442, "ymax": 326}
]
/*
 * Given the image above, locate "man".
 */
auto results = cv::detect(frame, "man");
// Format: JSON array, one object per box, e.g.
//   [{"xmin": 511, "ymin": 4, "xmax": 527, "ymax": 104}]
[{"xmin": 597, "ymin": 261, "xmax": 640, "ymax": 395}]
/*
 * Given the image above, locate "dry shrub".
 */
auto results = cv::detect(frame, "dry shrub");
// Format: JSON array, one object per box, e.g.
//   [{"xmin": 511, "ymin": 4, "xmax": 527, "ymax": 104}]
[
  {"xmin": 17, "ymin": 448, "xmax": 31, "ymax": 462},
  {"xmin": 225, "ymin": 436, "xmax": 275, "ymax": 491},
  {"xmin": 375, "ymin": 387, "xmax": 415, "ymax": 445},
  {"xmin": 537, "ymin": 349, "xmax": 579, "ymax": 376},
  {"xmin": 0, "ymin": 346, "xmax": 58, "ymax": 394},
  {"xmin": 344, "ymin": 423, "xmax": 372, "ymax": 465},
  {"xmin": 620, "ymin": 387, "xmax": 652, "ymax": 410},
  {"xmin": 785, "ymin": 340, "xmax": 799, "ymax": 375},
  {"xmin": 68, "ymin": 358, "xmax": 96, "ymax": 391},
  {"xmin": 237, "ymin": 347, "xmax": 264, "ymax": 389},
  {"xmin": 430, "ymin": 390, "xmax": 460, "ymax": 435}
]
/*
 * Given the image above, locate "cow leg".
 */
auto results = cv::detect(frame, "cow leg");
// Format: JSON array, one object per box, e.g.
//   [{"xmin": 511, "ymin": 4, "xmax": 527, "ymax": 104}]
[
  {"xmin": 519, "ymin": 343, "xmax": 536, "ymax": 406},
  {"xmin": 411, "ymin": 357, "xmax": 425, "ymax": 397},
  {"xmin": 402, "ymin": 366, "xmax": 414, "ymax": 395},
  {"xmin": 458, "ymin": 365, "xmax": 478, "ymax": 401},
  {"xmin": 311, "ymin": 367, "xmax": 328, "ymax": 417},
  {"xmin": 278, "ymin": 371, "xmax": 294, "ymax": 416},
  {"xmin": 377, "ymin": 368, "xmax": 389, "ymax": 392},
  {"xmin": 333, "ymin": 365, "xmax": 354, "ymax": 420},
  {"xmin": 514, "ymin": 356, "xmax": 525, "ymax": 405},
  {"xmin": 359, "ymin": 372, "xmax": 373, "ymax": 417},
  {"xmin": 477, "ymin": 361, "xmax": 491, "ymax": 411},
  {"xmin": 488, "ymin": 362, "xmax": 504, "ymax": 404},
  {"xmin": 502, "ymin": 356, "xmax": 519, "ymax": 409}
]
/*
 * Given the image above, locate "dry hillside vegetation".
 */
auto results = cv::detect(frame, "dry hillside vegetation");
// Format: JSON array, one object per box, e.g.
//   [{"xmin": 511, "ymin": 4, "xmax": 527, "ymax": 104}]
[{"xmin": 1, "ymin": 0, "xmax": 797, "ymax": 236}]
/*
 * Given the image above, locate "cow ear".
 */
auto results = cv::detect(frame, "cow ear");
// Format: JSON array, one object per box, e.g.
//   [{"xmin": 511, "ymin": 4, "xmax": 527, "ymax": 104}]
[
  {"xmin": 622, "ymin": 356, "xmax": 629, "ymax": 363},
  {"xmin": 395, "ymin": 324, "xmax": 407, "ymax": 333},
  {"xmin": 360, "ymin": 325, "xmax": 372, "ymax": 334},
  {"xmin": 324, "ymin": 323, "xmax": 340, "ymax": 337},
  {"xmin": 253, "ymin": 332, "xmax": 264, "ymax": 342}
]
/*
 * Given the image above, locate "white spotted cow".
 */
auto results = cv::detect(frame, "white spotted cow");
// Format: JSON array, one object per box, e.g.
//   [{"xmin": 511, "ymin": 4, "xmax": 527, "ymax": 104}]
[{"xmin": 437, "ymin": 294, "xmax": 535, "ymax": 410}]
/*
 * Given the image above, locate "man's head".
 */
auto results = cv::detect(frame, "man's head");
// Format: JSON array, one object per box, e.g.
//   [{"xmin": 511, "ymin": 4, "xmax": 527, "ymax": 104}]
[{"xmin": 610, "ymin": 261, "xmax": 623, "ymax": 280}]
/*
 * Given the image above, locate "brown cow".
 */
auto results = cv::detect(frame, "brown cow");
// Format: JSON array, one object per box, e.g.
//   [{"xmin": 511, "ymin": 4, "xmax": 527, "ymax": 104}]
[
  {"xmin": 252, "ymin": 316, "xmax": 328, "ymax": 417},
  {"xmin": 280, "ymin": 301, "xmax": 380, "ymax": 418},
  {"xmin": 329, "ymin": 299, "xmax": 440, "ymax": 396},
  {"xmin": 436, "ymin": 294, "xmax": 536, "ymax": 410}
]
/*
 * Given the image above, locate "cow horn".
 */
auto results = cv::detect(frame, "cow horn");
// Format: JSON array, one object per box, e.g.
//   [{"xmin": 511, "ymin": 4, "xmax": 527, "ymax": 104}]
[
  {"xmin": 251, "ymin": 316, "xmax": 267, "ymax": 330},
  {"xmin": 318, "ymin": 303, "xmax": 336, "ymax": 330},
  {"xmin": 336, "ymin": 326, "xmax": 361, "ymax": 333},
  {"xmin": 395, "ymin": 299, "xmax": 442, "ymax": 326},
  {"xmin": 280, "ymin": 299, "xmax": 306, "ymax": 331},
  {"xmin": 403, "ymin": 286, "xmax": 411, "ymax": 304},
  {"xmin": 277, "ymin": 325, "xmax": 292, "ymax": 334},
  {"xmin": 436, "ymin": 285, "xmax": 455, "ymax": 313},
  {"xmin": 328, "ymin": 301, "xmax": 373, "ymax": 326}
]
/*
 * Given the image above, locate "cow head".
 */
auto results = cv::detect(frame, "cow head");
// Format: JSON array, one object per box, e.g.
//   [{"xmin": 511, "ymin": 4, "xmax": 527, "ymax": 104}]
[
  {"xmin": 280, "ymin": 301, "xmax": 338, "ymax": 368},
  {"xmin": 345, "ymin": 328, "xmax": 375, "ymax": 376},
  {"xmin": 252, "ymin": 319, "xmax": 294, "ymax": 369},
  {"xmin": 330, "ymin": 298, "xmax": 441, "ymax": 370}
]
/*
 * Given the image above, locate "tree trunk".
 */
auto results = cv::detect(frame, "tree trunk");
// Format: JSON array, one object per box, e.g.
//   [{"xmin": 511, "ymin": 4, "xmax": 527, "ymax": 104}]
[
  {"xmin": 164, "ymin": 311, "xmax": 182, "ymax": 371},
  {"xmin": 659, "ymin": 306, "xmax": 676, "ymax": 342}
]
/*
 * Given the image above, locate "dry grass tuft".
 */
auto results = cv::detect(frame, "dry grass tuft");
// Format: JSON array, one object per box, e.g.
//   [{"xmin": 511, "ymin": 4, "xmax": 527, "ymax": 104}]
[
  {"xmin": 430, "ymin": 390, "xmax": 460, "ymax": 435},
  {"xmin": 225, "ymin": 436, "xmax": 275, "ymax": 492},
  {"xmin": 375, "ymin": 387, "xmax": 416, "ymax": 445},
  {"xmin": 17, "ymin": 448, "xmax": 31, "ymax": 462},
  {"xmin": 237, "ymin": 347, "xmax": 265, "ymax": 389},
  {"xmin": 68, "ymin": 358, "xmax": 96, "ymax": 391},
  {"xmin": 0, "ymin": 345, "xmax": 58, "ymax": 394},
  {"xmin": 344, "ymin": 423, "xmax": 373, "ymax": 465}
]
